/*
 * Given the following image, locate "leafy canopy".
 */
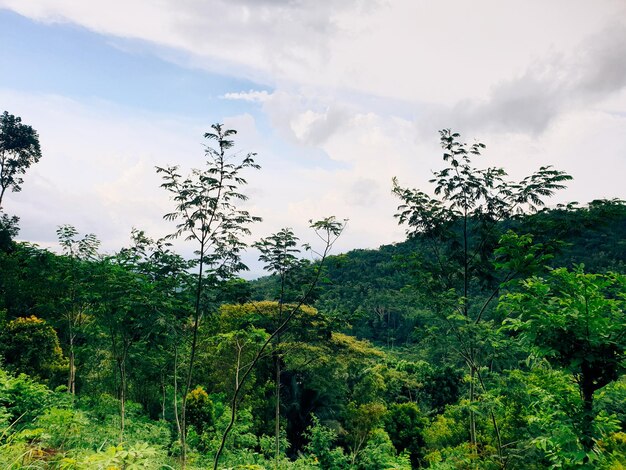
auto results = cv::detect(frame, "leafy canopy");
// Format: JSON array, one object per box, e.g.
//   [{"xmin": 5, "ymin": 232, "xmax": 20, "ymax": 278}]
[
  {"xmin": 500, "ymin": 267, "xmax": 626, "ymax": 389},
  {"xmin": 0, "ymin": 111, "xmax": 42, "ymax": 209},
  {"xmin": 157, "ymin": 123, "xmax": 261, "ymax": 279},
  {"xmin": 393, "ymin": 129, "xmax": 572, "ymax": 235}
]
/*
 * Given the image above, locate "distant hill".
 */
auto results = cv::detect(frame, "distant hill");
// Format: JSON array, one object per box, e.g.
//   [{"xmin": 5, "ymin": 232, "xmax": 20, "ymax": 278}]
[{"xmin": 252, "ymin": 199, "xmax": 626, "ymax": 346}]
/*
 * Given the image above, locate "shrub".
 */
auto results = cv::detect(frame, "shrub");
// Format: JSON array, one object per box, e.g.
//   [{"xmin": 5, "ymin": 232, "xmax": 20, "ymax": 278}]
[{"xmin": 0, "ymin": 316, "xmax": 67, "ymax": 383}]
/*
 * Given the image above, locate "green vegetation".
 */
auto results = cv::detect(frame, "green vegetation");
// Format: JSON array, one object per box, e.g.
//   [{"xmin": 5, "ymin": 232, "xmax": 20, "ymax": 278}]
[
  {"xmin": 1, "ymin": 113, "xmax": 625, "ymax": 468},
  {"xmin": 0, "ymin": 111, "xmax": 42, "ymax": 210}
]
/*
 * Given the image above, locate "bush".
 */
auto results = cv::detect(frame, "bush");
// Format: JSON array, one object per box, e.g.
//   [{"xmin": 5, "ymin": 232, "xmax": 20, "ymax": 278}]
[
  {"xmin": 0, "ymin": 367, "xmax": 55, "ymax": 425},
  {"xmin": 0, "ymin": 316, "xmax": 67, "ymax": 383},
  {"xmin": 186, "ymin": 386, "xmax": 214, "ymax": 434},
  {"xmin": 384, "ymin": 402, "xmax": 426, "ymax": 467},
  {"xmin": 36, "ymin": 407, "xmax": 90, "ymax": 451},
  {"xmin": 303, "ymin": 416, "xmax": 348, "ymax": 470}
]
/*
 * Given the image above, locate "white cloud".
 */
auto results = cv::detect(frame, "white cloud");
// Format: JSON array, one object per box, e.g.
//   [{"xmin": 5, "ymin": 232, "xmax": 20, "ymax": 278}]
[
  {"xmin": 3, "ymin": 0, "xmax": 624, "ymax": 103},
  {"xmin": 0, "ymin": 90, "xmax": 201, "ymax": 252},
  {"xmin": 413, "ymin": 21, "xmax": 626, "ymax": 136},
  {"xmin": 222, "ymin": 90, "xmax": 271, "ymax": 103}
]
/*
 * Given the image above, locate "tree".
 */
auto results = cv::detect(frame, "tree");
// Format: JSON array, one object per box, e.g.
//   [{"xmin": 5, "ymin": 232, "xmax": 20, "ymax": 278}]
[
  {"xmin": 0, "ymin": 111, "xmax": 42, "ymax": 210},
  {"xmin": 0, "ymin": 213, "xmax": 19, "ymax": 252},
  {"xmin": 116, "ymin": 229, "xmax": 195, "ymax": 424},
  {"xmin": 213, "ymin": 217, "xmax": 345, "ymax": 470},
  {"xmin": 254, "ymin": 227, "xmax": 303, "ymax": 465},
  {"xmin": 499, "ymin": 267, "xmax": 626, "ymax": 453},
  {"xmin": 55, "ymin": 225, "xmax": 100, "ymax": 395},
  {"xmin": 185, "ymin": 385, "xmax": 215, "ymax": 435},
  {"xmin": 156, "ymin": 123, "xmax": 261, "ymax": 467},
  {"xmin": 91, "ymin": 256, "xmax": 157, "ymax": 440},
  {"xmin": 393, "ymin": 129, "xmax": 571, "ymax": 459},
  {"xmin": 214, "ymin": 300, "xmax": 324, "ymax": 458},
  {"xmin": 303, "ymin": 415, "xmax": 349, "ymax": 469},
  {"xmin": 343, "ymin": 401, "xmax": 392, "ymax": 467},
  {"xmin": 384, "ymin": 402, "xmax": 427, "ymax": 467}
]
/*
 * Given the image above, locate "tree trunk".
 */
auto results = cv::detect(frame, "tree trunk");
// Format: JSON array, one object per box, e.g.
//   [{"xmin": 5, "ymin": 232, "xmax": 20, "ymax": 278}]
[
  {"xmin": 214, "ymin": 339, "xmax": 244, "ymax": 470},
  {"xmin": 118, "ymin": 357, "xmax": 126, "ymax": 442},
  {"xmin": 181, "ymin": 242, "xmax": 206, "ymax": 469},
  {"xmin": 275, "ymin": 286, "xmax": 285, "ymax": 468},
  {"xmin": 275, "ymin": 349, "xmax": 281, "ymax": 468},
  {"xmin": 468, "ymin": 363, "xmax": 477, "ymax": 451},
  {"xmin": 67, "ymin": 343, "xmax": 76, "ymax": 395},
  {"xmin": 161, "ymin": 372, "xmax": 166, "ymax": 421},
  {"xmin": 0, "ymin": 184, "xmax": 6, "ymax": 211},
  {"xmin": 173, "ymin": 343, "xmax": 182, "ymax": 441},
  {"xmin": 580, "ymin": 370, "xmax": 595, "ymax": 452},
  {"xmin": 67, "ymin": 313, "xmax": 77, "ymax": 395}
]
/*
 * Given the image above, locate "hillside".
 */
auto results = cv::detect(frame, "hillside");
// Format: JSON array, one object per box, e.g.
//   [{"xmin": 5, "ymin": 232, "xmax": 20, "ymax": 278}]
[{"xmin": 253, "ymin": 199, "xmax": 626, "ymax": 348}]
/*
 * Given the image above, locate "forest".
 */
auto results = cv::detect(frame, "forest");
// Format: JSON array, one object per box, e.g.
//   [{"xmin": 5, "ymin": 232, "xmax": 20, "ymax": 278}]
[{"xmin": 1, "ymin": 111, "xmax": 625, "ymax": 469}]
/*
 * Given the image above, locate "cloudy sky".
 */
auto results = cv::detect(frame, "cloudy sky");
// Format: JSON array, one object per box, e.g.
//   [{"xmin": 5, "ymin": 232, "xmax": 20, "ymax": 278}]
[{"xmin": 1, "ymin": 0, "xmax": 625, "ymax": 277}]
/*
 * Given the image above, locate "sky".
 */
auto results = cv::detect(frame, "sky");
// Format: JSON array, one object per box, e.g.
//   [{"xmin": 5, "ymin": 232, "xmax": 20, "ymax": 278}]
[{"xmin": 1, "ymin": 0, "xmax": 626, "ymax": 278}]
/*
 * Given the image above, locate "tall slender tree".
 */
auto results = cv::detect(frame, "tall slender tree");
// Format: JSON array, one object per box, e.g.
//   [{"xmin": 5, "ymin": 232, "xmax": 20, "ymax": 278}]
[
  {"xmin": 90, "ymin": 253, "xmax": 156, "ymax": 440},
  {"xmin": 56, "ymin": 225, "xmax": 100, "ymax": 395},
  {"xmin": 254, "ymin": 228, "xmax": 303, "ymax": 466},
  {"xmin": 116, "ymin": 229, "xmax": 195, "ymax": 425},
  {"xmin": 156, "ymin": 123, "xmax": 261, "ymax": 467},
  {"xmin": 393, "ymin": 129, "xmax": 571, "ymax": 460}
]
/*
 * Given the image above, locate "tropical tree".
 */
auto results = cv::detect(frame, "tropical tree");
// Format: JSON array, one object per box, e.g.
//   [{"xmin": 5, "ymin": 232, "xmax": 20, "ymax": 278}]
[
  {"xmin": 344, "ymin": 401, "xmax": 387, "ymax": 466},
  {"xmin": 55, "ymin": 225, "xmax": 100, "ymax": 395},
  {"xmin": 384, "ymin": 402, "xmax": 427, "ymax": 467},
  {"xmin": 156, "ymin": 123, "xmax": 261, "ymax": 466},
  {"xmin": 213, "ymin": 217, "xmax": 345, "ymax": 470},
  {"xmin": 499, "ymin": 267, "xmax": 626, "ymax": 454},
  {"xmin": 254, "ymin": 227, "xmax": 304, "ymax": 464},
  {"xmin": 91, "ymin": 256, "xmax": 157, "ymax": 440},
  {"xmin": 116, "ymin": 229, "xmax": 194, "ymax": 425},
  {"xmin": 0, "ymin": 111, "xmax": 42, "ymax": 210},
  {"xmin": 392, "ymin": 129, "xmax": 572, "ymax": 459},
  {"xmin": 0, "ymin": 213, "xmax": 19, "ymax": 252}
]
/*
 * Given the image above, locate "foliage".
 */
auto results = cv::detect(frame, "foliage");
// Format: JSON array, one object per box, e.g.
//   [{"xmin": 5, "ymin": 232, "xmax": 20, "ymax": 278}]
[
  {"xmin": 392, "ymin": 128, "xmax": 572, "ymax": 458},
  {"xmin": 500, "ymin": 267, "xmax": 626, "ymax": 451},
  {"xmin": 186, "ymin": 386, "xmax": 214, "ymax": 435},
  {"xmin": 0, "ymin": 111, "xmax": 42, "ymax": 210},
  {"xmin": 384, "ymin": 402, "xmax": 427, "ymax": 467},
  {"xmin": 343, "ymin": 401, "xmax": 386, "ymax": 464},
  {"xmin": 157, "ymin": 123, "xmax": 261, "ymax": 280},
  {"xmin": 0, "ymin": 367, "xmax": 58, "ymax": 425},
  {"xmin": 217, "ymin": 301, "xmax": 319, "ymax": 333},
  {"xmin": 211, "ymin": 217, "xmax": 345, "ymax": 470},
  {"xmin": 290, "ymin": 199, "xmax": 626, "ymax": 347},
  {"xmin": 303, "ymin": 415, "xmax": 349, "ymax": 470},
  {"xmin": 0, "ymin": 316, "xmax": 67, "ymax": 383},
  {"xmin": 57, "ymin": 442, "xmax": 168, "ymax": 470},
  {"xmin": 0, "ymin": 213, "xmax": 19, "ymax": 252},
  {"xmin": 255, "ymin": 228, "xmax": 303, "ymax": 279},
  {"xmin": 157, "ymin": 123, "xmax": 261, "ymax": 466},
  {"xmin": 357, "ymin": 428, "xmax": 411, "ymax": 470}
]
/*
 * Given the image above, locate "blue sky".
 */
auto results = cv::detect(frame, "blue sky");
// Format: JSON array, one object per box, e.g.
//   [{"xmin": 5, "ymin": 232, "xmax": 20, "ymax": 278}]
[
  {"xmin": 1, "ymin": 9, "xmax": 263, "ymax": 116},
  {"xmin": 1, "ymin": 1, "xmax": 626, "ymax": 277}
]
